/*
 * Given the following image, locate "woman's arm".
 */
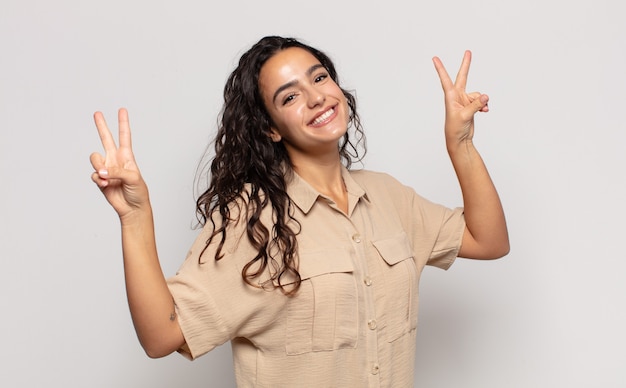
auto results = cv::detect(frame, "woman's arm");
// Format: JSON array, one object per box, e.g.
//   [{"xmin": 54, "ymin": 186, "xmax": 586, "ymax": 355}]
[
  {"xmin": 90, "ymin": 108, "xmax": 185, "ymax": 357},
  {"xmin": 433, "ymin": 51, "xmax": 510, "ymax": 260}
]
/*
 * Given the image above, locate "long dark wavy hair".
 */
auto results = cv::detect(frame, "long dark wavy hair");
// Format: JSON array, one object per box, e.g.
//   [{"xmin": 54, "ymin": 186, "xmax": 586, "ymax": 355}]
[{"xmin": 196, "ymin": 36, "xmax": 366, "ymax": 294}]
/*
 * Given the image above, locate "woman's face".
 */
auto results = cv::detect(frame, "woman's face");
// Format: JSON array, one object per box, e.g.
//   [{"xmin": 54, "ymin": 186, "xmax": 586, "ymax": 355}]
[{"xmin": 259, "ymin": 47, "xmax": 349, "ymax": 159}]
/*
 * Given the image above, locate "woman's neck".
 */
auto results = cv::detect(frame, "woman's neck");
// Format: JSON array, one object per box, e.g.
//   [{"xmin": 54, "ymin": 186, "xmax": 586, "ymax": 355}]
[{"xmin": 291, "ymin": 154, "xmax": 348, "ymax": 213}]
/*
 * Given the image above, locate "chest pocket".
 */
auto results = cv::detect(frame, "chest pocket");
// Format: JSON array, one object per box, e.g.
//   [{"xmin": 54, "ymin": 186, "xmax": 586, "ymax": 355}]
[
  {"xmin": 285, "ymin": 251, "xmax": 358, "ymax": 355},
  {"xmin": 372, "ymin": 233, "xmax": 419, "ymax": 343}
]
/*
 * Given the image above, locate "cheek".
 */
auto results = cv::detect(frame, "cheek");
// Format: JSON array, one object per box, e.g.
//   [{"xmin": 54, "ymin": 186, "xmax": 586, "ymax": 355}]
[
  {"xmin": 340, "ymin": 95, "xmax": 350, "ymax": 124},
  {"xmin": 282, "ymin": 105, "xmax": 306, "ymax": 126},
  {"xmin": 294, "ymin": 104, "xmax": 307, "ymax": 123},
  {"xmin": 269, "ymin": 107, "xmax": 302, "ymax": 137}
]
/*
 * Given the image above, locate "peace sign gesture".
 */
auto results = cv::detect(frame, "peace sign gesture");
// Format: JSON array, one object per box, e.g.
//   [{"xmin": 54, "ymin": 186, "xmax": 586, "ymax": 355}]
[
  {"xmin": 89, "ymin": 108, "xmax": 150, "ymax": 219},
  {"xmin": 433, "ymin": 50, "xmax": 489, "ymax": 147}
]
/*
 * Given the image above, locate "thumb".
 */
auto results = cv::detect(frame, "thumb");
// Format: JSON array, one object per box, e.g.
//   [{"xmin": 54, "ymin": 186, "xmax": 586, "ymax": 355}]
[
  {"xmin": 470, "ymin": 94, "xmax": 489, "ymax": 113},
  {"xmin": 99, "ymin": 164, "xmax": 142, "ymax": 185}
]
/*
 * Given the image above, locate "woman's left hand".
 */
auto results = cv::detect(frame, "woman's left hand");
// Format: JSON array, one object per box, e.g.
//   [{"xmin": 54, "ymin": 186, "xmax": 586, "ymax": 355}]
[{"xmin": 432, "ymin": 50, "xmax": 489, "ymax": 147}]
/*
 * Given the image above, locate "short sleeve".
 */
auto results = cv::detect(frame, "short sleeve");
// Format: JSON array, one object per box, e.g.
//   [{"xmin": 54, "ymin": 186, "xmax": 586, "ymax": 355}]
[
  {"xmin": 404, "ymin": 189, "xmax": 466, "ymax": 271},
  {"xmin": 426, "ymin": 205, "xmax": 465, "ymax": 269},
  {"xmin": 166, "ymin": 218, "xmax": 287, "ymax": 360},
  {"xmin": 166, "ymin": 227, "xmax": 232, "ymax": 359}
]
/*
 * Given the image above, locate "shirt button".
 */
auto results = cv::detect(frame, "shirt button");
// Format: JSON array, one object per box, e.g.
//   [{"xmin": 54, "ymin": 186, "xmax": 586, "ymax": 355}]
[
  {"xmin": 363, "ymin": 276, "xmax": 372, "ymax": 286},
  {"xmin": 371, "ymin": 363, "xmax": 380, "ymax": 375},
  {"xmin": 352, "ymin": 233, "xmax": 361, "ymax": 243},
  {"xmin": 368, "ymin": 319, "xmax": 377, "ymax": 330}
]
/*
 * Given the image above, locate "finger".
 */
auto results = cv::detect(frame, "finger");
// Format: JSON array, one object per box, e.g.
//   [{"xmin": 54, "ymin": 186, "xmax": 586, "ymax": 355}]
[
  {"xmin": 466, "ymin": 94, "xmax": 489, "ymax": 114},
  {"xmin": 454, "ymin": 50, "xmax": 472, "ymax": 90},
  {"xmin": 118, "ymin": 108, "xmax": 133, "ymax": 150},
  {"xmin": 90, "ymin": 152, "xmax": 111, "ymax": 181},
  {"xmin": 94, "ymin": 111, "xmax": 118, "ymax": 154},
  {"xmin": 432, "ymin": 56, "xmax": 454, "ymax": 91},
  {"xmin": 98, "ymin": 164, "xmax": 142, "ymax": 188},
  {"xmin": 468, "ymin": 92, "xmax": 481, "ymax": 100},
  {"xmin": 90, "ymin": 152, "xmax": 105, "ymax": 171},
  {"xmin": 91, "ymin": 171, "xmax": 109, "ymax": 188}
]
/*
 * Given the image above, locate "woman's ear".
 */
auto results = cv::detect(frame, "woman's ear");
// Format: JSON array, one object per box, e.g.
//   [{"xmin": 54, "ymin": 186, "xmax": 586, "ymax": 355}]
[{"xmin": 268, "ymin": 127, "xmax": 282, "ymax": 142}]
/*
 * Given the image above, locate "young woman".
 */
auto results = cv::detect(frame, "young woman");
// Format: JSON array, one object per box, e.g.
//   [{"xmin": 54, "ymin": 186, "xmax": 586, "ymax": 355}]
[{"xmin": 90, "ymin": 36, "xmax": 509, "ymax": 387}]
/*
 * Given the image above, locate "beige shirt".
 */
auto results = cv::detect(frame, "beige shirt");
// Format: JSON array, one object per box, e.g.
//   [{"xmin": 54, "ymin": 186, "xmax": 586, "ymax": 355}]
[{"xmin": 167, "ymin": 168, "xmax": 465, "ymax": 387}]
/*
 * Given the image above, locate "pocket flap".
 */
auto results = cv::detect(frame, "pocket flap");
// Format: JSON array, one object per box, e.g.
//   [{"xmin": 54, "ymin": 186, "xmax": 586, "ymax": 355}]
[{"xmin": 372, "ymin": 232, "xmax": 414, "ymax": 266}]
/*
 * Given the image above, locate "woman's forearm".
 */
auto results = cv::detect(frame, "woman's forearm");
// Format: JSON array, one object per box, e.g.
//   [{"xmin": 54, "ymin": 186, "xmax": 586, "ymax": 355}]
[
  {"xmin": 119, "ymin": 208, "xmax": 184, "ymax": 358},
  {"xmin": 448, "ymin": 140, "xmax": 510, "ymax": 259}
]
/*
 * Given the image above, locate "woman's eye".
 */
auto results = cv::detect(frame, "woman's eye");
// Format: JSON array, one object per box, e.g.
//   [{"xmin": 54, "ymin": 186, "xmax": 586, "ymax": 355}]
[
  {"xmin": 314, "ymin": 73, "xmax": 328, "ymax": 83},
  {"xmin": 282, "ymin": 94, "xmax": 296, "ymax": 105}
]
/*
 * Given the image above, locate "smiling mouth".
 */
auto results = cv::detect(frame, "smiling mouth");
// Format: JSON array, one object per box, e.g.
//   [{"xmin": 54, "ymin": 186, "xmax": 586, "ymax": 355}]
[{"xmin": 310, "ymin": 107, "xmax": 335, "ymax": 126}]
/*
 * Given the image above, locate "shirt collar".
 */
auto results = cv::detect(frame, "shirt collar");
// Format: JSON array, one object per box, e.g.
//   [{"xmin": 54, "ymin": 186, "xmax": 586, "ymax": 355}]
[{"xmin": 286, "ymin": 165, "xmax": 370, "ymax": 215}]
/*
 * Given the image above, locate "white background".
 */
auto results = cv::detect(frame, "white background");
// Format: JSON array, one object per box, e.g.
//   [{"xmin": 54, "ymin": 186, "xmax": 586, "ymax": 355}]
[{"xmin": 1, "ymin": 0, "xmax": 625, "ymax": 387}]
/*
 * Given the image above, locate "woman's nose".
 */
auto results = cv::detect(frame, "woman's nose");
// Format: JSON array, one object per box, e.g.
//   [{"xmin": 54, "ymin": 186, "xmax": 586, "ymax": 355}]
[{"xmin": 307, "ymin": 89, "xmax": 325, "ymax": 107}]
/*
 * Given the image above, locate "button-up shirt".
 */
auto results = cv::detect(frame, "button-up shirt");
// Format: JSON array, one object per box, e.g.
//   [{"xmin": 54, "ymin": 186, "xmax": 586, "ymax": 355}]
[{"xmin": 167, "ymin": 167, "xmax": 465, "ymax": 387}]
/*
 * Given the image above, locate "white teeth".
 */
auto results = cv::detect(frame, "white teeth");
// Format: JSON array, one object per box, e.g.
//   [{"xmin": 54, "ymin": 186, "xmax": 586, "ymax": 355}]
[{"xmin": 312, "ymin": 108, "xmax": 334, "ymax": 125}]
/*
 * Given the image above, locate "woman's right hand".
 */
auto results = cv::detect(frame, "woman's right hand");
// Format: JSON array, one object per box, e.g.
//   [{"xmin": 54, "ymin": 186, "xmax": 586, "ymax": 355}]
[
  {"xmin": 90, "ymin": 108, "xmax": 150, "ymax": 219},
  {"xmin": 90, "ymin": 108, "xmax": 185, "ymax": 356}
]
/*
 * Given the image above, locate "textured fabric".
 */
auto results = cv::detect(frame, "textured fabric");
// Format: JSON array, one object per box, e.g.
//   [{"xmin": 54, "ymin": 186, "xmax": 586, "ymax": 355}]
[{"xmin": 166, "ymin": 168, "xmax": 465, "ymax": 387}]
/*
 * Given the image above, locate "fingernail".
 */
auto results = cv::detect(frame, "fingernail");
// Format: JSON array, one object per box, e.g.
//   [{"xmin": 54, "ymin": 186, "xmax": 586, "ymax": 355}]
[{"xmin": 99, "ymin": 169, "xmax": 108, "ymax": 177}]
